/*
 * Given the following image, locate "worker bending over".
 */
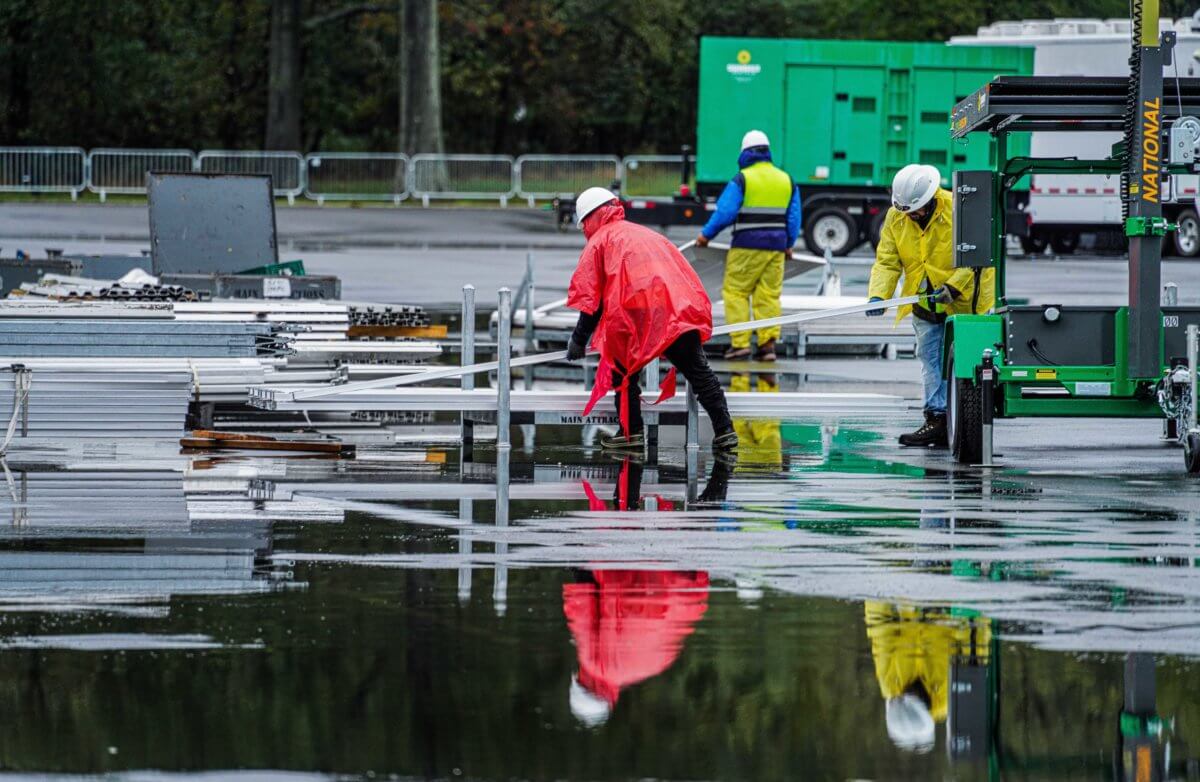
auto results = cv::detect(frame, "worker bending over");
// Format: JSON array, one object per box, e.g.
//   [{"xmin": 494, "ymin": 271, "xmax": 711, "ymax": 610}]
[
  {"xmin": 696, "ymin": 130, "xmax": 801, "ymax": 361},
  {"xmin": 867, "ymin": 164, "xmax": 994, "ymax": 448},
  {"xmin": 567, "ymin": 187, "xmax": 737, "ymax": 454}
]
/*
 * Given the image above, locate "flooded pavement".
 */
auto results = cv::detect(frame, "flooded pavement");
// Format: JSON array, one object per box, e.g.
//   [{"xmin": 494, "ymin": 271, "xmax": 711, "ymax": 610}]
[{"xmin": 0, "ymin": 405, "xmax": 1198, "ymax": 780}]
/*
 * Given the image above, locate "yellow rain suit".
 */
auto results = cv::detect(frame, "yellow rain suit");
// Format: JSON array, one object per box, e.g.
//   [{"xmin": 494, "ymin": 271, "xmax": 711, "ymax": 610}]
[{"xmin": 868, "ymin": 188, "xmax": 995, "ymax": 323}]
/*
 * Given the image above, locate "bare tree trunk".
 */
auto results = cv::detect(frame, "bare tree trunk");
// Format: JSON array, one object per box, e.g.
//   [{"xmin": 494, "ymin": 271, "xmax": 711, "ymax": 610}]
[
  {"xmin": 266, "ymin": 0, "xmax": 303, "ymax": 150},
  {"xmin": 398, "ymin": 0, "xmax": 444, "ymax": 156}
]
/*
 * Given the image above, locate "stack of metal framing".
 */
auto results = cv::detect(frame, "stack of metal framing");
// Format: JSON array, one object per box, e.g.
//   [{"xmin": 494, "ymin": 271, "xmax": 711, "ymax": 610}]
[
  {"xmin": 0, "ymin": 319, "xmax": 288, "ymax": 358},
  {"xmin": 0, "ymin": 363, "xmax": 193, "ymax": 440}
]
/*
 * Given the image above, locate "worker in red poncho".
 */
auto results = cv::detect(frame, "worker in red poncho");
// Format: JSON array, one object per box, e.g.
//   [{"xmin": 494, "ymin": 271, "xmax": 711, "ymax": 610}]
[{"xmin": 567, "ymin": 187, "xmax": 737, "ymax": 454}]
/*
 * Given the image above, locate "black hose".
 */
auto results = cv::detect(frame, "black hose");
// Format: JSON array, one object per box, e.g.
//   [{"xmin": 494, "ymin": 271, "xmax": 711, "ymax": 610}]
[{"xmin": 1027, "ymin": 339, "xmax": 1060, "ymax": 366}]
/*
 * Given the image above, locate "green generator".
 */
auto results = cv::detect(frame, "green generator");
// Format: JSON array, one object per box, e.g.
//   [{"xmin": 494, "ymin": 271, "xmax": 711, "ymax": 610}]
[{"xmin": 695, "ymin": 37, "xmax": 1032, "ymax": 254}]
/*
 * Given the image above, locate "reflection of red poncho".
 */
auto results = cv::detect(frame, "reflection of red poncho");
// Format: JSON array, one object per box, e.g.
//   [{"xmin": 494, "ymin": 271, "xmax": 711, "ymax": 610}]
[
  {"xmin": 567, "ymin": 204, "xmax": 713, "ymax": 430},
  {"xmin": 563, "ymin": 570, "xmax": 710, "ymax": 706}
]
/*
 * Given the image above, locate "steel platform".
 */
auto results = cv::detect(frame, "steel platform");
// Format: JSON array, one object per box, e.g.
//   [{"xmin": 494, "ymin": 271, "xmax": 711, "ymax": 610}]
[{"xmin": 952, "ymin": 75, "xmax": 1200, "ymax": 137}]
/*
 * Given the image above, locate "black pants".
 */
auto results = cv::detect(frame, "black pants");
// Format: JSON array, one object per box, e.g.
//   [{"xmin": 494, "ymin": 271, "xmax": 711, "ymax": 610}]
[{"xmin": 613, "ymin": 331, "xmax": 732, "ymax": 435}]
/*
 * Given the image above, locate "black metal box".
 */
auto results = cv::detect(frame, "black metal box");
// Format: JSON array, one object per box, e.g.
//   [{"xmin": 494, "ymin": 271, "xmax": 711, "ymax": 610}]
[
  {"xmin": 1003, "ymin": 305, "xmax": 1118, "ymax": 366},
  {"xmin": 953, "ymin": 170, "xmax": 996, "ymax": 269}
]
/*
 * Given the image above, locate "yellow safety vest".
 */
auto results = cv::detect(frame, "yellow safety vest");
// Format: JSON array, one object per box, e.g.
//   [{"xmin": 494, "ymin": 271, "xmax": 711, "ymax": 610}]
[{"xmin": 733, "ymin": 161, "xmax": 793, "ymax": 236}]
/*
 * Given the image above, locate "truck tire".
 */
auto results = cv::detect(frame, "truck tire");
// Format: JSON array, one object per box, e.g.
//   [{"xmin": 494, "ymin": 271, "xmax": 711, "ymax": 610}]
[
  {"xmin": 805, "ymin": 207, "xmax": 858, "ymax": 256},
  {"xmin": 947, "ymin": 348, "xmax": 984, "ymax": 465},
  {"xmin": 1050, "ymin": 231, "xmax": 1079, "ymax": 255},
  {"xmin": 868, "ymin": 210, "xmax": 887, "ymax": 249},
  {"xmin": 1186, "ymin": 432, "xmax": 1200, "ymax": 474},
  {"xmin": 1020, "ymin": 235, "xmax": 1047, "ymax": 255},
  {"xmin": 1174, "ymin": 209, "xmax": 1200, "ymax": 257}
]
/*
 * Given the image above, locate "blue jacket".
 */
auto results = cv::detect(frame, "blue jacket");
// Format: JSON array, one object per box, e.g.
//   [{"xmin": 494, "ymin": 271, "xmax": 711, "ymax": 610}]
[{"xmin": 700, "ymin": 148, "xmax": 801, "ymax": 251}]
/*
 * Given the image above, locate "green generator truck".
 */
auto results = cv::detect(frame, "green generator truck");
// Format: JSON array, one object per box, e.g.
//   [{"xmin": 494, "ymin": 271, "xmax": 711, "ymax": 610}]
[{"xmin": 694, "ymin": 37, "xmax": 1033, "ymax": 255}]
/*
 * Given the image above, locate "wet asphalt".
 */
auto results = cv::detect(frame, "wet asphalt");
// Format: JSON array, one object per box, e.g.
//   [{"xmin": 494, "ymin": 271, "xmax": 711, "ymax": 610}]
[{"xmin": 0, "ymin": 203, "xmax": 1197, "ymax": 777}]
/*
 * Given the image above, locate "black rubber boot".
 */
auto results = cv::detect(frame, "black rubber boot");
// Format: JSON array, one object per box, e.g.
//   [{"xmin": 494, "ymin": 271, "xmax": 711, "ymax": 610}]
[
  {"xmin": 898, "ymin": 412, "xmax": 948, "ymax": 448},
  {"xmin": 600, "ymin": 430, "xmax": 645, "ymax": 451}
]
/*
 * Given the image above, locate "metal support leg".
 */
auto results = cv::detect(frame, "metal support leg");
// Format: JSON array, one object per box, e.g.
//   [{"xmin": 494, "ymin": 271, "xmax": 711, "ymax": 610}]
[
  {"xmin": 497, "ymin": 288, "xmax": 512, "ymax": 450},
  {"xmin": 461, "ymin": 285, "xmax": 476, "ymax": 463},
  {"xmin": 645, "ymin": 358, "xmax": 660, "ymax": 464},
  {"xmin": 493, "ymin": 447, "xmax": 510, "ymax": 617},
  {"xmin": 980, "ymin": 349, "xmax": 996, "ymax": 466},
  {"xmin": 685, "ymin": 381, "xmax": 700, "ymax": 451},
  {"xmin": 524, "ymin": 252, "xmax": 535, "ymax": 391}
]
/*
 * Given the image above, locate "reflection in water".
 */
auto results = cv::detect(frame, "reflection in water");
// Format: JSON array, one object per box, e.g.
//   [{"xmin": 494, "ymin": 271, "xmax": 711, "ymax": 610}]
[
  {"xmin": 564, "ymin": 570, "xmax": 710, "ymax": 727},
  {"xmin": 730, "ymin": 372, "xmax": 781, "ymax": 467},
  {"xmin": 865, "ymin": 602, "xmax": 992, "ymax": 755}
]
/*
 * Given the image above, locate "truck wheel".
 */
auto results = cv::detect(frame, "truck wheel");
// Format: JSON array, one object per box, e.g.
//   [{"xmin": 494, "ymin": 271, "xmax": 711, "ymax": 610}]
[
  {"xmin": 805, "ymin": 207, "xmax": 858, "ymax": 256},
  {"xmin": 1020, "ymin": 236, "xmax": 1047, "ymax": 255},
  {"xmin": 947, "ymin": 348, "xmax": 984, "ymax": 464},
  {"xmin": 1185, "ymin": 432, "xmax": 1200, "ymax": 474},
  {"xmin": 868, "ymin": 211, "xmax": 887, "ymax": 249},
  {"xmin": 1174, "ymin": 209, "xmax": 1200, "ymax": 257},
  {"xmin": 1050, "ymin": 232, "xmax": 1079, "ymax": 255}
]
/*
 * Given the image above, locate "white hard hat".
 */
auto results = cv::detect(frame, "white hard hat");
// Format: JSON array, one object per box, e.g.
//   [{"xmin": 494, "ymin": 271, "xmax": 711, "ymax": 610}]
[
  {"xmin": 890, "ymin": 164, "xmax": 941, "ymax": 213},
  {"xmin": 741, "ymin": 129, "xmax": 770, "ymax": 151},
  {"xmin": 885, "ymin": 694, "xmax": 936, "ymax": 753},
  {"xmin": 569, "ymin": 675, "xmax": 611, "ymax": 727},
  {"xmin": 575, "ymin": 186, "xmax": 618, "ymax": 228}
]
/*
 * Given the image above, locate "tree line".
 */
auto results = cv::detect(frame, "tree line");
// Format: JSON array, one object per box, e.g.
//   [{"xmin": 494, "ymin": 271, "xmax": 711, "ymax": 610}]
[{"xmin": 0, "ymin": 0, "xmax": 1179, "ymax": 156}]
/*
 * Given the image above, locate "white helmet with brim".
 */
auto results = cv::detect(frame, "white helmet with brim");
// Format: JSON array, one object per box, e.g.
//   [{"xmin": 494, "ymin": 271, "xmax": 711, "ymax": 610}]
[
  {"xmin": 575, "ymin": 186, "xmax": 619, "ymax": 228},
  {"xmin": 890, "ymin": 164, "xmax": 941, "ymax": 213},
  {"xmin": 741, "ymin": 129, "xmax": 771, "ymax": 151}
]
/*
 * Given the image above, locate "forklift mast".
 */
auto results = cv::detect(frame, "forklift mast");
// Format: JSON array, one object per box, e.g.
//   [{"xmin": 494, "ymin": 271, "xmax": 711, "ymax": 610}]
[{"xmin": 1125, "ymin": 0, "xmax": 1175, "ymax": 378}]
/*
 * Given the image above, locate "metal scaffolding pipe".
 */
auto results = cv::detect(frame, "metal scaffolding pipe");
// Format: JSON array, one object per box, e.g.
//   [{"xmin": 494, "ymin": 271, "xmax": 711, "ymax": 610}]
[{"xmin": 497, "ymin": 288, "xmax": 512, "ymax": 449}]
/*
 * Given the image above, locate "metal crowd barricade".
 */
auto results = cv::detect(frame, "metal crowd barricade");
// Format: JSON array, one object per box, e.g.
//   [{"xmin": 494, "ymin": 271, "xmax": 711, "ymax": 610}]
[
  {"xmin": 304, "ymin": 152, "xmax": 409, "ymax": 204},
  {"xmin": 0, "ymin": 147, "xmax": 87, "ymax": 200},
  {"xmin": 621, "ymin": 155, "xmax": 685, "ymax": 197},
  {"xmin": 197, "ymin": 151, "xmax": 305, "ymax": 204},
  {"xmin": 409, "ymin": 154, "xmax": 516, "ymax": 206},
  {"xmin": 87, "ymin": 149, "xmax": 196, "ymax": 201},
  {"xmin": 515, "ymin": 155, "xmax": 621, "ymax": 206}
]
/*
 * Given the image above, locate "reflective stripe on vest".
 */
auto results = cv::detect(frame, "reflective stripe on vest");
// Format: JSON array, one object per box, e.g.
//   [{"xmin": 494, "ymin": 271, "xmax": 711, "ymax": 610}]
[{"xmin": 733, "ymin": 161, "xmax": 792, "ymax": 235}]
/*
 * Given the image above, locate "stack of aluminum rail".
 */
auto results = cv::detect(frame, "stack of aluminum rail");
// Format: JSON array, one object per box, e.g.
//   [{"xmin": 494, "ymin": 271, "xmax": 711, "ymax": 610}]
[
  {"xmin": 349, "ymin": 304, "xmax": 431, "ymax": 328},
  {"xmin": 0, "ymin": 319, "xmax": 288, "ymax": 358},
  {"xmin": 174, "ymin": 301, "xmax": 351, "ymax": 342},
  {"xmin": 16, "ymin": 273, "xmax": 199, "ymax": 302},
  {"xmin": 0, "ymin": 363, "xmax": 193, "ymax": 440}
]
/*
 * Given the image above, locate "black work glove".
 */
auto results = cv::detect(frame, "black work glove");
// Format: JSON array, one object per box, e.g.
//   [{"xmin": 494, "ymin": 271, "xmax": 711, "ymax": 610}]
[
  {"xmin": 865, "ymin": 297, "xmax": 886, "ymax": 317},
  {"xmin": 566, "ymin": 337, "xmax": 587, "ymax": 361},
  {"xmin": 930, "ymin": 284, "xmax": 960, "ymax": 306}
]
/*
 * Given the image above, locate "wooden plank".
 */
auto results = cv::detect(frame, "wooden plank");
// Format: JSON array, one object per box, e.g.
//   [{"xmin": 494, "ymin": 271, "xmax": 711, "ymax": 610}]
[{"xmin": 347, "ymin": 325, "xmax": 448, "ymax": 339}]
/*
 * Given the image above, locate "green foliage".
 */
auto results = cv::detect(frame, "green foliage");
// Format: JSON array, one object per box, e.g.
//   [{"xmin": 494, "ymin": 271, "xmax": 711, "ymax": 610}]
[{"xmin": 0, "ymin": 0, "xmax": 1182, "ymax": 153}]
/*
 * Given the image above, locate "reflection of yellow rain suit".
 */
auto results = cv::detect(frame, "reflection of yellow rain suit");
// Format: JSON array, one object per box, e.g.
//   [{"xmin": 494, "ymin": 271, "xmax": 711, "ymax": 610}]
[
  {"xmin": 867, "ymin": 189, "xmax": 995, "ymax": 324},
  {"xmin": 864, "ymin": 602, "xmax": 992, "ymax": 722},
  {"xmin": 730, "ymin": 374, "xmax": 781, "ymax": 466}
]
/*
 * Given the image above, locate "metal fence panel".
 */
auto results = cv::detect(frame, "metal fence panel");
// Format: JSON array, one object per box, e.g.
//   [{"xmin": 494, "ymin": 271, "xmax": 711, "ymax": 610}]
[
  {"xmin": 88, "ymin": 149, "xmax": 196, "ymax": 198},
  {"xmin": 197, "ymin": 151, "xmax": 305, "ymax": 199},
  {"xmin": 515, "ymin": 155, "xmax": 621, "ymax": 201},
  {"xmin": 621, "ymin": 155, "xmax": 685, "ymax": 197},
  {"xmin": 304, "ymin": 153, "xmax": 409, "ymax": 203},
  {"xmin": 0, "ymin": 147, "xmax": 86, "ymax": 196},
  {"xmin": 409, "ymin": 154, "xmax": 515, "ymax": 205}
]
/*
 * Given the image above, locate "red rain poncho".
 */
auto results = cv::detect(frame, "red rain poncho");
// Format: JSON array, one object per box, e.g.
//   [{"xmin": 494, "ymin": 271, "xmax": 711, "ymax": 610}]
[
  {"xmin": 567, "ymin": 203, "xmax": 713, "ymax": 432},
  {"xmin": 562, "ymin": 570, "xmax": 710, "ymax": 706}
]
